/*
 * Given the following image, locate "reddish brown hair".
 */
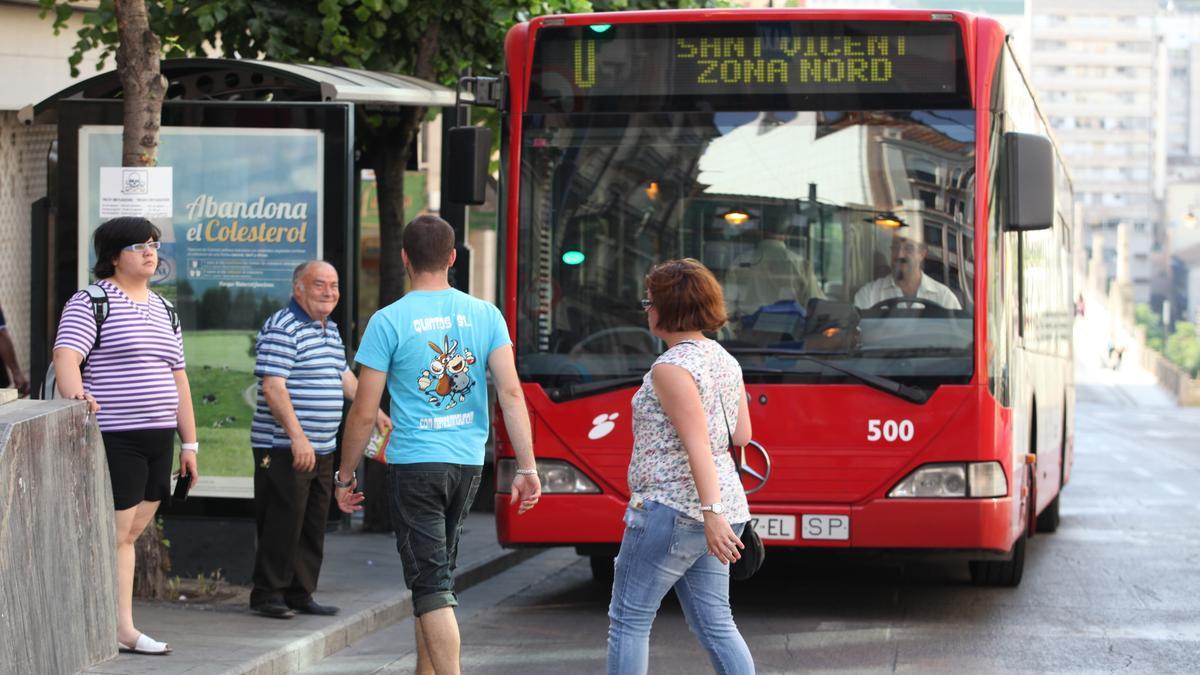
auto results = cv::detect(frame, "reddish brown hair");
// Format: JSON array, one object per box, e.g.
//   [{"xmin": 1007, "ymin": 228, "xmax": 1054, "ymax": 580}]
[{"xmin": 645, "ymin": 258, "xmax": 727, "ymax": 332}]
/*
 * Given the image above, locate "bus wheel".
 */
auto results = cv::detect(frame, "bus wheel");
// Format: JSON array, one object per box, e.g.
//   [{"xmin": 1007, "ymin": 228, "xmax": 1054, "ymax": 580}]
[
  {"xmin": 1036, "ymin": 494, "xmax": 1061, "ymax": 533},
  {"xmin": 968, "ymin": 536, "xmax": 1026, "ymax": 587},
  {"xmin": 590, "ymin": 555, "xmax": 615, "ymax": 583}
]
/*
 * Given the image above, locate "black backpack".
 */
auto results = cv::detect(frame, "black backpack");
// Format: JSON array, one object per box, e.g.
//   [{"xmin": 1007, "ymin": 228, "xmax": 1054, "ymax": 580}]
[{"xmin": 41, "ymin": 284, "xmax": 179, "ymax": 399}]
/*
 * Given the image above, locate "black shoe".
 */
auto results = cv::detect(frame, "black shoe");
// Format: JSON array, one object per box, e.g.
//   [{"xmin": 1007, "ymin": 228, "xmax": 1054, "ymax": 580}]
[
  {"xmin": 287, "ymin": 599, "xmax": 340, "ymax": 616},
  {"xmin": 251, "ymin": 601, "xmax": 297, "ymax": 619}
]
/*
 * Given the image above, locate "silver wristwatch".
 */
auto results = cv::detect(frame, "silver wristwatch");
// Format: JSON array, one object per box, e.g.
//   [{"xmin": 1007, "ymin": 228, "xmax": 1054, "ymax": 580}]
[
  {"xmin": 700, "ymin": 502, "xmax": 726, "ymax": 515},
  {"xmin": 333, "ymin": 469, "xmax": 356, "ymax": 489}
]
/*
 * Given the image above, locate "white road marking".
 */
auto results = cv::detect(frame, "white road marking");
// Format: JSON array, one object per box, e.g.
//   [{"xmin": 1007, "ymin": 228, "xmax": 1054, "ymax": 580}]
[{"xmin": 1162, "ymin": 483, "xmax": 1187, "ymax": 497}]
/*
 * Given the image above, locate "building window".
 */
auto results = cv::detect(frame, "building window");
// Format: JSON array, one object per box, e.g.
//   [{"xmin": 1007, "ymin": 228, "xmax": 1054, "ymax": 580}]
[{"xmin": 907, "ymin": 157, "xmax": 938, "ymax": 184}]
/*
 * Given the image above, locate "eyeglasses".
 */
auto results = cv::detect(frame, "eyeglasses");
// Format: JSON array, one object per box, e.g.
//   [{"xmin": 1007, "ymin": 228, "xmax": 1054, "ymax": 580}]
[
  {"xmin": 123, "ymin": 241, "xmax": 162, "ymax": 252},
  {"xmin": 639, "ymin": 298, "xmax": 653, "ymax": 310}
]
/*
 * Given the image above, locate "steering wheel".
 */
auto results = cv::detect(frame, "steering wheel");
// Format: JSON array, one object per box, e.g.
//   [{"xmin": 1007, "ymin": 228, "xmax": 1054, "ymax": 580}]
[
  {"xmin": 868, "ymin": 296, "xmax": 948, "ymax": 314},
  {"xmin": 568, "ymin": 326, "xmax": 660, "ymax": 356}
]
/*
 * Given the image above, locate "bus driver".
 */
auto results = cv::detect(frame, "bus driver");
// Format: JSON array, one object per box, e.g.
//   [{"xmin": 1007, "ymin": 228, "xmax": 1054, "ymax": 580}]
[{"xmin": 853, "ymin": 228, "xmax": 961, "ymax": 311}]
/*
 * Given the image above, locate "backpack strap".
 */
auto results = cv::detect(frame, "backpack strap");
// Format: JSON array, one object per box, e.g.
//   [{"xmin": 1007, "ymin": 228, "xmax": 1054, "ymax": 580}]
[
  {"xmin": 158, "ymin": 294, "xmax": 180, "ymax": 334},
  {"xmin": 83, "ymin": 283, "xmax": 109, "ymax": 353}
]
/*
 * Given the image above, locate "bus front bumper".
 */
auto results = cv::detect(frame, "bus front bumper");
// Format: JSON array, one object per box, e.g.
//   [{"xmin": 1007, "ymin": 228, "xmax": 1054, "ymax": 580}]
[{"xmin": 495, "ymin": 494, "xmax": 1017, "ymax": 555}]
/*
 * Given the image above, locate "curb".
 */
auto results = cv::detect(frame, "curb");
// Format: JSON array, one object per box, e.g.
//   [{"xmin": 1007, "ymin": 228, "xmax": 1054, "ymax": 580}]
[{"xmin": 230, "ymin": 547, "xmax": 541, "ymax": 675}]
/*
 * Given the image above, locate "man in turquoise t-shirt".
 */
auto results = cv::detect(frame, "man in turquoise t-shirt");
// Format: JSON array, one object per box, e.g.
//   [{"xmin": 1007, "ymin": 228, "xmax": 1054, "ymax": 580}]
[{"xmin": 335, "ymin": 215, "xmax": 541, "ymax": 675}]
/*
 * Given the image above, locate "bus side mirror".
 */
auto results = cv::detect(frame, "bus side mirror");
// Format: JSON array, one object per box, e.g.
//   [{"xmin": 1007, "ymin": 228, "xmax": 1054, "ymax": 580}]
[
  {"xmin": 446, "ymin": 126, "xmax": 491, "ymax": 205},
  {"xmin": 1003, "ymin": 132, "xmax": 1054, "ymax": 231}
]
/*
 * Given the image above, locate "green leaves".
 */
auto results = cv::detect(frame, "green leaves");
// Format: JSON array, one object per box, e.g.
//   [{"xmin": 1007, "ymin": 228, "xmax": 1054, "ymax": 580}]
[{"xmin": 38, "ymin": 0, "xmax": 729, "ymax": 84}]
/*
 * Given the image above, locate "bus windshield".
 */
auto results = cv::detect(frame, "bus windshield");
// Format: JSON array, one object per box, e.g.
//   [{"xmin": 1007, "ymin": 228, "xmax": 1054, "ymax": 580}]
[{"xmin": 516, "ymin": 109, "xmax": 976, "ymax": 399}]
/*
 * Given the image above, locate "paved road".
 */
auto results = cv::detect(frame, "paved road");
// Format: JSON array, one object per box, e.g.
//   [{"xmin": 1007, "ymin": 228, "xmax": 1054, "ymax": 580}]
[{"xmin": 310, "ymin": 349, "xmax": 1200, "ymax": 673}]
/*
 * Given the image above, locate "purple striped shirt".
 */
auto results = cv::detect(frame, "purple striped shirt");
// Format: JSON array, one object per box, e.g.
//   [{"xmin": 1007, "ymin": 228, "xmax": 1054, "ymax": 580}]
[{"xmin": 54, "ymin": 279, "xmax": 185, "ymax": 432}]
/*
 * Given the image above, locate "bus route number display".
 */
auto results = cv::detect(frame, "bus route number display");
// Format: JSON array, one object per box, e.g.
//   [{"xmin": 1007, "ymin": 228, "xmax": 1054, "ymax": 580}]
[{"xmin": 532, "ymin": 22, "xmax": 962, "ymax": 102}]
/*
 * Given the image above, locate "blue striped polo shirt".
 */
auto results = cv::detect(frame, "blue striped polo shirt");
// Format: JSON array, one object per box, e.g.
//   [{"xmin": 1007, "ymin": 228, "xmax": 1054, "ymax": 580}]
[{"xmin": 251, "ymin": 300, "xmax": 348, "ymax": 453}]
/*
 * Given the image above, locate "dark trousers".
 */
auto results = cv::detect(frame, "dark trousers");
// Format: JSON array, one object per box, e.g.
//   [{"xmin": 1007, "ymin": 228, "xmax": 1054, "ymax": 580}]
[{"xmin": 251, "ymin": 448, "xmax": 334, "ymax": 607}]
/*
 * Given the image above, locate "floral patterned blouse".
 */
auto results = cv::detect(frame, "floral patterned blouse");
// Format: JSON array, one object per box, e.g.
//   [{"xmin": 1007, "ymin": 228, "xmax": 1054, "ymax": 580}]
[{"xmin": 627, "ymin": 338, "xmax": 751, "ymax": 524}]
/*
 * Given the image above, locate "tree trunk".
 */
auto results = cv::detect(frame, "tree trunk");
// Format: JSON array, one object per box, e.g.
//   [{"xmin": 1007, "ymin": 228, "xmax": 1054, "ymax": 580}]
[
  {"xmin": 114, "ymin": 0, "xmax": 166, "ymax": 167},
  {"xmin": 114, "ymin": 0, "xmax": 170, "ymax": 598},
  {"xmin": 132, "ymin": 518, "xmax": 169, "ymax": 600},
  {"xmin": 360, "ymin": 112, "xmax": 424, "ymax": 533}
]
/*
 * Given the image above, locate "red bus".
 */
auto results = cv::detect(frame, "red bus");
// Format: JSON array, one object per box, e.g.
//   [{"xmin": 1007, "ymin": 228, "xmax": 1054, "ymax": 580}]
[{"xmin": 488, "ymin": 9, "xmax": 1074, "ymax": 586}]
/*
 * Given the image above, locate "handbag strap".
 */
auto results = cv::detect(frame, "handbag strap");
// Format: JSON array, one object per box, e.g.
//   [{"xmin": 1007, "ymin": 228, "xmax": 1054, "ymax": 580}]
[{"xmin": 719, "ymin": 390, "xmax": 734, "ymax": 451}]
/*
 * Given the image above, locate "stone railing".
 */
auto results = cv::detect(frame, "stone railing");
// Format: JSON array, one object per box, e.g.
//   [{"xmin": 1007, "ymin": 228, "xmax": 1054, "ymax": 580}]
[
  {"xmin": 0, "ymin": 399, "xmax": 117, "ymax": 673},
  {"xmin": 1133, "ymin": 327, "xmax": 1200, "ymax": 406}
]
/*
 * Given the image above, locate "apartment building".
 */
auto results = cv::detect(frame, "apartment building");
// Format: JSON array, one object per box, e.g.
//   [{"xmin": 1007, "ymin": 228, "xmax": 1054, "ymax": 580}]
[{"xmin": 1031, "ymin": 0, "xmax": 1164, "ymax": 304}]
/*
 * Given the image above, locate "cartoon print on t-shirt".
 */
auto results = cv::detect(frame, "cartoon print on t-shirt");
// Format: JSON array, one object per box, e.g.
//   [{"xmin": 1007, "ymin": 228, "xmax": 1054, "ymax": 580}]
[{"xmin": 417, "ymin": 335, "xmax": 476, "ymax": 409}]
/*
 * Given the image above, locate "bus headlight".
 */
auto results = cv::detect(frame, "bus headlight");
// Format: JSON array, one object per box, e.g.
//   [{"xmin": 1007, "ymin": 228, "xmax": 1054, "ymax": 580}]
[
  {"xmin": 496, "ymin": 458, "xmax": 601, "ymax": 494},
  {"xmin": 966, "ymin": 462, "xmax": 1007, "ymax": 497},
  {"xmin": 888, "ymin": 461, "xmax": 1007, "ymax": 498}
]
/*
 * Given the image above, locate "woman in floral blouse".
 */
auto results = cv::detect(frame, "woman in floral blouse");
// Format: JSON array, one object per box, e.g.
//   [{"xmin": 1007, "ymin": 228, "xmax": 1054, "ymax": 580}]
[{"xmin": 606, "ymin": 258, "xmax": 754, "ymax": 675}]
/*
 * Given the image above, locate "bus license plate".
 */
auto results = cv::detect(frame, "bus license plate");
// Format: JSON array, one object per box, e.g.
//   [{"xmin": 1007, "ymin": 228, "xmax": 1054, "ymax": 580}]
[
  {"xmin": 801, "ymin": 514, "xmax": 850, "ymax": 541},
  {"xmin": 750, "ymin": 515, "xmax": 796, "ymax": 540}
]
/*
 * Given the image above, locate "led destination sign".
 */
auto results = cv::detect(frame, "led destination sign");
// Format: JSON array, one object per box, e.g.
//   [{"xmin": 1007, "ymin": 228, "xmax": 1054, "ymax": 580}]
[{"xmin": 530, "ymin": 21, "xmax": 968, "ymax": 112}]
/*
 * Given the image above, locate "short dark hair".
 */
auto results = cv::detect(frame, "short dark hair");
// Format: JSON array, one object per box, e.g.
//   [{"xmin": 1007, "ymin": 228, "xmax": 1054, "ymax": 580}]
[
  {"xmin": 92, "ymin": 217, "xmax": 161, "ymax": 279},
  {"xmin": 402, "ymin": 215, "xmax": 455, "ymax": 273},
  {"xmin": 645, "ymin": 258, "xmax": 727, "ymax": 332}
]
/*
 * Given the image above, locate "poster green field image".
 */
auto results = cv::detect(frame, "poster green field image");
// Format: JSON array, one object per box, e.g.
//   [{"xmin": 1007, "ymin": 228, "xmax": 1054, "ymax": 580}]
[
  {"xmin": 80, "ymin": 126, "xmax": 325, "ymax": 497},
  {"xmin": 183, "ymin": 330, "xmax": 257, "ymax": 478}
]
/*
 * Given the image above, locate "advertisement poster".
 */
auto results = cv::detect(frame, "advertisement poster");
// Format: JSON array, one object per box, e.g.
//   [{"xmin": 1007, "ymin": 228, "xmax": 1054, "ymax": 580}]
[{"xmin": 79, "ymin": 126, "xmax": 324, "ymax": 497}]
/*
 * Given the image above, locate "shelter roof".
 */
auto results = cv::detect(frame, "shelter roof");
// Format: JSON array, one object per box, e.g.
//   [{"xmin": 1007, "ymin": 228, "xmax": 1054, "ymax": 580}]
[{"xmin": 20, "ymin": 58, "xmax": 458, "ymax": 125}]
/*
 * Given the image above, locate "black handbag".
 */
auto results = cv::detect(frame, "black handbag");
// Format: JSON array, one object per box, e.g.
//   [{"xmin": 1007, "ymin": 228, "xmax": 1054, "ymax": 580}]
[
  {"xmin": 730, "ymin": 522, "xmax": 765, "ymax": 581},
  {"xmin": 720, "ymin": 391, "xmax": 765, "ymax": 581}
]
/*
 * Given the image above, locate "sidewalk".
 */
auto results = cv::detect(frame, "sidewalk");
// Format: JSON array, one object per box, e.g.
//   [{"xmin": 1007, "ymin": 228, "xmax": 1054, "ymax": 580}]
[{"xmin": 82, "ymin": 512, "xmax": 537, "ymax": 675}]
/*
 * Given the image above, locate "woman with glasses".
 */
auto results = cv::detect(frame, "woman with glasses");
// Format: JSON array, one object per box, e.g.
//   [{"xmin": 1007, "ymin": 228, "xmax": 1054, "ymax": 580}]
[
  {"xmin": 607, "ymin": 258, "xmax": 755, "ymax": 674},
  {"xmin": 53, "ymin": 216, "xmax": 199, "ymax": 656}
]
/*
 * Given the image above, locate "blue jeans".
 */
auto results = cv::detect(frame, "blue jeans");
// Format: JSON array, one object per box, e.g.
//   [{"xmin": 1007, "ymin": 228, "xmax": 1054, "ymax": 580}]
[{"xmin": 606, "ymin": 499, "xmax": 754, "ymax": 675}]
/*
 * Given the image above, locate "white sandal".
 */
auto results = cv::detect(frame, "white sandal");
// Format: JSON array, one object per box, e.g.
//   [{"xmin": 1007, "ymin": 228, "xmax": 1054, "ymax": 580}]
[{"xmin": 118, "ymin": 633, "xmax": 171, "ymax": 655}]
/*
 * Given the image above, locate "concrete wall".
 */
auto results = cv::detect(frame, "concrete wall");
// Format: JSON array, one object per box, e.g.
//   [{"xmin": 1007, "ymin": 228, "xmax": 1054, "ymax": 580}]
[
  {"xmin": 0, "ymin": 4, "xmax": 105, "ymax": 112},
  {"xmin": 0, "ymin": 399, "xmax": 117, "ymax": 673},
  {"xmin": 1133, "ymin": 325, "xmax": 1200, "ymax": 405}
]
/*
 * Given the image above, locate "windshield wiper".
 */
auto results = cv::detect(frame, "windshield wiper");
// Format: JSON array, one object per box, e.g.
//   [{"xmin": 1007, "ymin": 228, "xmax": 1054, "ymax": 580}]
[
  {"xmin": 725, "ymin": 348, "xmax": 929, "ymax": 405},
  {"xmin": 547, "ymin": 374, "xmax": 644, "ymax": 401}
]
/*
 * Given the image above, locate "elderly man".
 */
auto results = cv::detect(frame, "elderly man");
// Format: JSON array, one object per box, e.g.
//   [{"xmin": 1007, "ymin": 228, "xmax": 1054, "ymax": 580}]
[
  {"xmin": 854, "ymin": 228, "xmax": 961, "ymax": 311},
  {"xmin": 249, "ymin": 260, "xmax": 389, "ymax": 619}
]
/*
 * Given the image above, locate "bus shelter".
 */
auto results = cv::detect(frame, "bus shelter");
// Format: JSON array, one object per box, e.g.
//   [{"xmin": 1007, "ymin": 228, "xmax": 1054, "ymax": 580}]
[{"xmin": 21, "ymin": 58, "xmax": 461, "ymax": 508}]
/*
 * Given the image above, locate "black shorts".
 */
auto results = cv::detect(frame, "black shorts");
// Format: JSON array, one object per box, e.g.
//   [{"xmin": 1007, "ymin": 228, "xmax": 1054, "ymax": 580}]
[
  {"xmin": 101, "ymin": 428, "xmax": 176, "ymax": 510},
  {"xmin": 387, "ymin": 463, "xmax": 482, "ymax": 616}
]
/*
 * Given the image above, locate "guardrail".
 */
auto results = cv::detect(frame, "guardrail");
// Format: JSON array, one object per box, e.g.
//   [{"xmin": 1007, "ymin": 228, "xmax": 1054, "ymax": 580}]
[{"xmin": 0, "ymin": 399, "xmax": 117, "ymax": 673}]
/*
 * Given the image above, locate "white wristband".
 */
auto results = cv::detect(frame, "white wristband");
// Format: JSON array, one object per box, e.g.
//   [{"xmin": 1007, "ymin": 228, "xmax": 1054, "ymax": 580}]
[
  {"xmin": 181, "ymin": 442, "xmax": 199, "ymax": 454},
  {"xmin": 515, "ymin": 468, "xmax": 538, "ymax": 476}
]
